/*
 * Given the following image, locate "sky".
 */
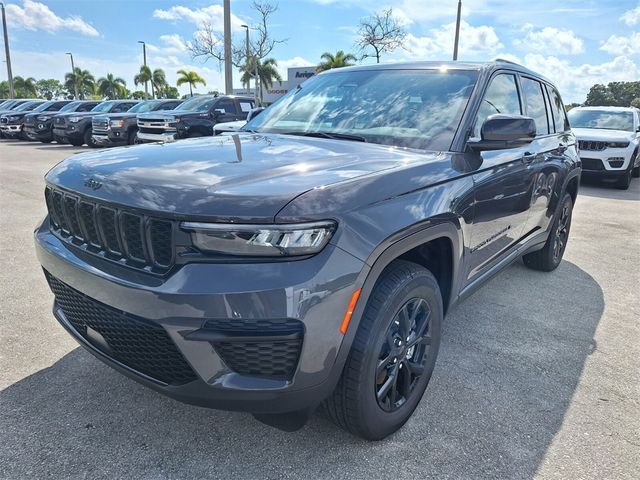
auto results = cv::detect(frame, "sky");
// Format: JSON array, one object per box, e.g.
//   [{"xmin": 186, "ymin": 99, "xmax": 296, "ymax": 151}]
[{"xmin": 1, "ymin": 0, "xmax": 639, "ymax": 102}]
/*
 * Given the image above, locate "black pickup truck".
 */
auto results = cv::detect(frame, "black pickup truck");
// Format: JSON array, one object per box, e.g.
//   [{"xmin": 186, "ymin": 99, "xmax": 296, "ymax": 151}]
[
  {"xmin": 53, "ymin": 100, "xmax": 139, "ymax": 147},
  {"xmin": 136, "ymin": 95, "xmax": 255, "ymax": 142},
  {"xmin": 26, "ymin": 100, "xmax": 99, "ymax": 143},
  {"xmin": 91, "ymin": 99, "xmax": 183, "ymax": 147},
  {"xmin": 0, "ymin": 100, "xmax": 46, "ymax": 139}
]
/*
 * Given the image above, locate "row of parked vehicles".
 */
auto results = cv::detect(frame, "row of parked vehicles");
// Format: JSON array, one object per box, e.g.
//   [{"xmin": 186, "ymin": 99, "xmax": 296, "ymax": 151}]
[{"xmin": 0, "ymin": 95, "xmax": 259, "ymax": 147}]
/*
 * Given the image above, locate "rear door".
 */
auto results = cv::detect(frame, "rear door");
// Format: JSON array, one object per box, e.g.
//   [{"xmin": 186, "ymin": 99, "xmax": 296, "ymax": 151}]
[
  {"xmin": 213, "ymin": 98, "xmax": 241, "ymax": 123},
  {"xmin": 237, "ymin": 99, "xmax": 256, "ymax": 120},
  {"xmin": 465, "ymin": 72, "xmax": 538, "ymax": 283}
]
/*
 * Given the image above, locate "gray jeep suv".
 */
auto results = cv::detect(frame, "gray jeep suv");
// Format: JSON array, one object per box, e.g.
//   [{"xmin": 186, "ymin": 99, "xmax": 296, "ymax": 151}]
[{"xmin": 35, "ymin": 60, "xmax": 580, "ymax": 440}]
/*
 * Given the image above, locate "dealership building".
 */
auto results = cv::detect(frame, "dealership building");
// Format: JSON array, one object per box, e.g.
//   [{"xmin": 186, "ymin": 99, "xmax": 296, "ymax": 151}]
[{"xmin": 233, "ymin": 66, "xmax": 316, "ymax": 104}]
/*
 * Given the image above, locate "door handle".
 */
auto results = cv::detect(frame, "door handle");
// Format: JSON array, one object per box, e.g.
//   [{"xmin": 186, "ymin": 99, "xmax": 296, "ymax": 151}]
[{"xmin": 522, "ymin": 152, "xmax": 537, "ymax": 164}]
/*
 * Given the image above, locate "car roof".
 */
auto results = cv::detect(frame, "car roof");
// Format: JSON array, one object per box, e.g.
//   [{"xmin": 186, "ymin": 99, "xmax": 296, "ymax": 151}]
[{"xmin": 570, "ymin": 106, "xmax": 637, "ymax": 112}]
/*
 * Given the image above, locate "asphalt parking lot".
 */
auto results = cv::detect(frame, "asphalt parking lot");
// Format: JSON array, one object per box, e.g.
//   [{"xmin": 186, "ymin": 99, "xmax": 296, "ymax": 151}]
[{"xmin": 0, "ymin": 139, "xmax": 638, "ymax": 479}]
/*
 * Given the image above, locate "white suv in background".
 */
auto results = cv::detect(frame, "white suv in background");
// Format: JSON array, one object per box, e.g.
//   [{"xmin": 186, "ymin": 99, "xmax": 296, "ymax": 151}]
[{"xmin": 568, "ymin": 106, "xmax": 640, "ymax": 190}]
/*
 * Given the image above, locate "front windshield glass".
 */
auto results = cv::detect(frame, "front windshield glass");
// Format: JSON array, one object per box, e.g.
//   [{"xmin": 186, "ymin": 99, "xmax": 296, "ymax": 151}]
[
  {"xmin": 15, "ymin": 101, "xmax": 42, "ymax": 112},
  {"xmin": 128, "ymin": 101, "xmax": 157, "ymax": 113},
  {"xmin": 175, "ymin": 96, "xmax": 216, "ymax": 112},
  {"xmin": 245, "ymin": 68, "xmax": 478, "ymax": 151},
  {"xmin": 59, "ymin": 102, "xmax": 80, "ymax": 113},
  {"xmin": 568, "ymin": 109, "xmax": 634, "ymax": 131},
  {"xmin": 33, "ymin": 102, "xmax": 53, "ymax": 112},
  {"xmin": 90, "ymin": 102, "xmax": 114, "ymax": 113},
  {"xmin": 0, "ymin": 100, "xmax": 13, "ymax": 109}
]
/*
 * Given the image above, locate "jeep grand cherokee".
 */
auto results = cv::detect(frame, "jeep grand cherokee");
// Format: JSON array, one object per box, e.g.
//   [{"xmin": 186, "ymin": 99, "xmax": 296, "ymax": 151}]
[{"xmin": 35, "ymin": 60, "xmax": 580, "ymax": 440}]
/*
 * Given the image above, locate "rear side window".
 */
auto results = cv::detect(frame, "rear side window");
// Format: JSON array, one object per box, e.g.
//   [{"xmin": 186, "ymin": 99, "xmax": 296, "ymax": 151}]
[
  {"xmin": 112, "ymin": 102, "xmax": 137, "ymax": 113},
  {"xmin": 78, "ymin": 103, "xmax": 96, "ymax": 112},
  {"xmin": 474, "ymin": 73, "xmax": 521, "ymax": 137},
  {"xmin": 216, "ymin": 98, "xmax": 237, "ymax": 114},
  {"xmin": 162, "ymin": 101, "xmax": 182, "ymax": 110},
  {"xmin": 239, "ymin": 100, "xmax": 254, "ymax": 113},
  {"xmin": 545, "ymin": 85, "xmax": 568, "ymax": 132},
  {"xmin": 521, "ymin": 77, "xmax": 550, "ymax": 136}
]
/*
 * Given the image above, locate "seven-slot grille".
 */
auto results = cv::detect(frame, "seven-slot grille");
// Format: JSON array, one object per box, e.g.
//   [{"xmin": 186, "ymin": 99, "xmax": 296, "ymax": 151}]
[
  {"xmin": 45, "ymin": 271, "xmax": 197, "ymax": 385},
  {"xmin": 44, "ymin": 186, "xmax": 175, "ymax": 273},
  {"xmin": 578, "ymin": 140, "xmax": 608, "ymax": 151},
  {"xmin": 92, "ymin": 117, "xmax": 109, "ymax": 133}
]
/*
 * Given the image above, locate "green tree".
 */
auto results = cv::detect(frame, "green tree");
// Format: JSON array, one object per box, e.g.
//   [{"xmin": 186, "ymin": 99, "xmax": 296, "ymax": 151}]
[
  {"xmin": 130, "ymin": 90, "xmax": 147, "ymax": 100},
  {"xmin": 151, "ymin": 68, "xmax": 168, "ymax": 98},
  {"xmin": 0, "ymin": 80, "xmax": 10, "ymax": 98},
  {"xmin": 176, "ymin": 69, "xmax": 206, "ymax": 97},
  {"xmin": 240, "ymin": 57, "xmax": 282, "ymax": 102},
  {"xmin": 134, "ymin": 65, "xmax": 153, "ymax": 98},
  {"xmin": 35, "ymin": 79, "xmax": 65, "ymax": 100},
  {"xmin": 631, "ymin": 97, "xmax": 640, "ymax": 109},
  {"xmin": 65, "ymin": 67, "xmax": 96, "ymax": 99},
  {"xmin": 97, "ymin": 73, "xmax": 127, "ymax": 99},
  {"xmin": 163, "ymin": 86, "xmax": 180, "ymax": 99},
  {"xmin": 316, "ymin": 50, "xmax": 357, "ymax": 72},
  {"xmin": 584, "ymin": 81, "xmax": 640, "ymax": 107},
  {"xmin": 13, "ymin": 76, "xmax": 38, "ymax": 97}
]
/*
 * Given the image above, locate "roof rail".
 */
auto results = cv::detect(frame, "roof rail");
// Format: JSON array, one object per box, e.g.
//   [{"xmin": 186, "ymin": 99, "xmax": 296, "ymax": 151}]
[{"xmin": 493, "ymin": 58, "xmax": 523, "ymax": 67}]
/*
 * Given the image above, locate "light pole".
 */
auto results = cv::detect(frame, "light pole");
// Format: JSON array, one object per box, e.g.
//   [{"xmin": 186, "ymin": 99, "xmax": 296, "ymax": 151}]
[
  {"xmin": 453, "ymin": 0, "xmax": 462, "ymax": 61},
  {"xmin": 241, "ymin": 24, "xmax": 250, "ymax": 91},
  {"xmin": 241, "ymin": 24, "xmax": 259, "ymax": 104},
  {"xmin": 138, "ymin": 40, "xmax": 149, "ymax": 98},
  {"xmin": 66, "ymin": 52, "xmax": 78, "ymax": 99},
  {"xmin": 223, "ymin": 0, "xmax": 233, "ymax": 94},
  {"xmin": 1, "ymin": 2, "xmax": 14, "ymax": 98}
]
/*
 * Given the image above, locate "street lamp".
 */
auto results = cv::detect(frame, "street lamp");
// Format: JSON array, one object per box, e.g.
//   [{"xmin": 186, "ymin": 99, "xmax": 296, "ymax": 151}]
[
  {"xmin": 1, "ymin": 2, "xmax": 14, "ymax": 98},
  {"xmin": 66, "ymin": 52, "xmax": 78, "ymax": 99},
  {"xmin": 138, "ymin": 40, "xmax": 149, "ymax": 98},
  {"xmin": 453, "ymin": 0, "xmax": 462, "ymax": 61},
  {"xmin": 241, "ymin": 24, "xmax": 260, "ymax": 104}
]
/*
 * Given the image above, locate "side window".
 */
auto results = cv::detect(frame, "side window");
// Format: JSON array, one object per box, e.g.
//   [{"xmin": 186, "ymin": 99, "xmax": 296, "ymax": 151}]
[
  {"xmin": 78, "ymin": 103, "xmax": 93, "ymax": 112},
  {"xmin": 521, "ymin": 77, "xmax": 550, "ymax": 136},
  {"xmin": 215, "ymin": 99, "xmax": 237, "ymax": 114},
  {"xmin": 164, "ymin": 101, "xmax": 181, "ymax": 109},
  {"xmin": 474, "ymin": 74, "xmax": 521, "ymax": 137},
  {"xmin": 239, "ymin": 101, "xmax": 254, "ymax": 113},
  {"xmin": 545, "ymin": 85, "xmax": 568, "ymax": 132},
  {"xmin": 111, "ymin": 103, "xmax": 129, "ymax": 113}
]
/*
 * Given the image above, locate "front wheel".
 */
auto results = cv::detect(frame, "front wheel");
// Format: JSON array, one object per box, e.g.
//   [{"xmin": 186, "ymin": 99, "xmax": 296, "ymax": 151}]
[
  {"xmin": 523, "ymin": 193, "xmax": 573, "ymax": 271},
  {"xmin": 324, "ymin": 260, "xmax": 442, "ymax": 440}
]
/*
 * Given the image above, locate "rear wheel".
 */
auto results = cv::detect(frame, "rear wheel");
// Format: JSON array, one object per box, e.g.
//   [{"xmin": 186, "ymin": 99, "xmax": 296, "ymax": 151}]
[
  {"xmin": 523, "ymin": 193, "xmax": 573, "ymax": 271},
  {"xmin": 324, "ymin": 260, "xmax": 442, "ymax": 440},
  {"xmin": 127, "ymin": 129, "xmax": 138, "ymax": 145}
]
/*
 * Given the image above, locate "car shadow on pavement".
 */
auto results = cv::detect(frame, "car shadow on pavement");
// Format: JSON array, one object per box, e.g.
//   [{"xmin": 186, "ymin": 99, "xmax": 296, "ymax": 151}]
[
  {"xmin": 578, "ymin": 178, "xmax": 640, "ymax": 201},
  {"xmin": 0, "ymin": 261, "xmax": 603, "ymax": 479}
]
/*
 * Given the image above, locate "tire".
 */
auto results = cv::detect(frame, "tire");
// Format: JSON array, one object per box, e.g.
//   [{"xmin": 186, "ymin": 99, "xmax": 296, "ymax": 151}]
[
  {"xmin": 615, "ymin": 165, "xmax": 632, "ymax": 190},
  {"xmin": 632, "ymin": 149, "xmax": 639, "ymax": 178},
  {"xmin": 523, "ymin": 193, "xmax": 573, "ymax": 272},
  {"xmin": 127, "ymin": 129, "xmax": 138, "ymax": 145},
  {"xmin": 323, "ymin": 260, "xmax": 442, "ymax": 440},
  {"xmin": 69, "ymin": 138, "xmax": 83, "ymax": 147},
  {"xmin": 84, "ymin": 128, "xmax": 97, "ymax": 148}
]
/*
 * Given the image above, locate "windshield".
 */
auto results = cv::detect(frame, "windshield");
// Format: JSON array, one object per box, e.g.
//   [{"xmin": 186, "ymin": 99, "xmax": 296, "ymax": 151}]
[
  {"xmin": 245, "ymin": 69, "xmax": 478, "ymax": 150},
  {"xmin": 0, "ymin": 100, "xmax": 13, "ymax": 109},
  {"xmin": 128, "ymin": 101, "xmax": 158, "ymax": 113},
  {"xmin": 33, "ymin": 102, "xmax": 53, "ymax": 112},
  {"xmin": 90, "ymin": 102, "xmax": 114, "ymax": 113},
  {"xmin": 568, "ymin": 109, "xmax": 634, "ymax": 131},
  {"xmin": 60, "ymin": 102, "xmax": 80, "ymax": 113},
  {"xmin": 15, "ymin": 101, "xmax": 43, "ymax": 112},
  {"xmin": 175, "ymin": 96, "xmax": 217, "ymax": 112}
]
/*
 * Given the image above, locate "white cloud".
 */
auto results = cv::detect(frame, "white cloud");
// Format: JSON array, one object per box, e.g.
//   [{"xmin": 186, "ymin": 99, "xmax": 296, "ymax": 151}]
[
  {"xmin": 5, "ymin": 0, "xmax": 99, "ymax": 37},
  {"xmin": 600, "ymin": 32, "xmax": 640, "ymax": 55},
  {"xmin": 403, "ymin": 21, "xmax": 502, "ymax": 59},
  {"xmin": 159, "ymin": 34, "xmax": 189, "ymax": 55},
  {"xmin": 620, "ymin": 6, "xmax": 640, "ymax": 25},
  {"xmin": 514, "ymin": 25, "xmax": 584, "ymax": 55},
  {"xmin": 152, "ymin": 4, "xmax": 245, "ymax": 30},
  {"xmin": 275, "ymin": 56, "xmax": 314, "ymax": 79},
  {"xmin": 521, "ymin": 54, "xmax": 640, "ymax": 103}
]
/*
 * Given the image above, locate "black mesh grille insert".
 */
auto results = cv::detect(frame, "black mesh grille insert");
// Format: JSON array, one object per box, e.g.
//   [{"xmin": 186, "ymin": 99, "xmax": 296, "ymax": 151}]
[
  {"xmin": 45, "ymin": 187, "xmax": 176, "ymax": 273},
  {"xmin": 581, "ymin": 158, "xmax": 604, "ymax": 171},
  {"xmin": 204, "ymin": 318, "xmax": 304, "ymax": 380},
  {"xmin": 45, "ymin": 271, "xmax": 197, "ymax": 385}
]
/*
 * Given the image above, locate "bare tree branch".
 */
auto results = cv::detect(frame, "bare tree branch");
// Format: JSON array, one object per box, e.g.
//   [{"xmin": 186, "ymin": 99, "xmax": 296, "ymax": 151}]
[{"xmin": 356, "ymin": 8, "xmax": 407, "ymax": 63}]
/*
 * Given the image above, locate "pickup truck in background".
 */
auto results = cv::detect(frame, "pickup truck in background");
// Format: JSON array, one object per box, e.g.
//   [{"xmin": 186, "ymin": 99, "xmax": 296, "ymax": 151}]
[
  {"xmin": 92, "ymin": 99, "xmax": 183, "ymax": 147},
  {"xmin": 136, "ymin": 95, "xmax": 255, "ymax": 143},
  {"xmin": 0, "ymin": 100, "xmax": 46, "ymax": 139}
]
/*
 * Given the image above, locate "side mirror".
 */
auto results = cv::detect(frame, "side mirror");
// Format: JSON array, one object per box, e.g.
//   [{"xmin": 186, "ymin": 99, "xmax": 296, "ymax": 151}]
[
  {"xmin": 247, "ymin": 107, "xmax": 265, "ymax": 122},
  {"xmin": 212, "ymin": 108, "xmax": 225, "ymax": 118},
  {"xmin": 468, "ymin": 114, "xmax": 536, "ymax": 151}
]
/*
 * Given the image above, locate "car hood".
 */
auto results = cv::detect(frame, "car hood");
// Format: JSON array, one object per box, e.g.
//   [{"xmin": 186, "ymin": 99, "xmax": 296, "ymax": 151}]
[
  {"xmin": 45, "ymin": 133, "xmax": 436, "ymax": 222},
  {"xmin": 571, "ymin": 127, "xmax": 635, "ymax": 141},
  {"xmin": 138, "ymin": 110, "xmax": 200, "ymax": 120},
  {"xmin": 98, "ymin": 112, "xmax": 136, "ymax": 120}
]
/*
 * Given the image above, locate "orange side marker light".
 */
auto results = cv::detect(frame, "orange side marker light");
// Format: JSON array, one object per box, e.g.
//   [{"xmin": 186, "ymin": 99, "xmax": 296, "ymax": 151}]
[{"xmin": 340, "ymin": 289, "xmax": 361, "ymax": 335}]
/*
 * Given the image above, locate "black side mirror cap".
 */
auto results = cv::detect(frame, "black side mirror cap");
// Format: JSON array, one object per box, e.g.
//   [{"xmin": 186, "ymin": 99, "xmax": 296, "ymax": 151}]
[{"xmin": 468, "ymin": 114, "xmax": 536, "ymax": 151}]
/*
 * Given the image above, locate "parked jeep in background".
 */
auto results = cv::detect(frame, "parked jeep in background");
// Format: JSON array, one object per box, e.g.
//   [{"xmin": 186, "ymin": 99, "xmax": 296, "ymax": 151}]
[
  {"xmin": 568, "ymin": 106, "xmax": 640, "ymax": 189},
  {"xmin": 137, "ymin": 95, "xmax": 255, "ymax": 143},
  {"xmin": 0, "ymin": 100, "xmax": 46, "ymax": 139},
  {"xmin": 22, "ymin": 100, "xmax": 73, "ymax": 141},
  {"xmin": 36, "ymin": 60, "xmax": 580, "ymax": 440},
  {"xmin": 92, "ymin": 99, "xmax": 183, "ymax": 147},
  {"xmin": 26, "ymin": 100, "xmax": 99, "ymax": 144},
  {"xmin": 53, "ymin": 100, "xmax": 139, "ymax": 147}
]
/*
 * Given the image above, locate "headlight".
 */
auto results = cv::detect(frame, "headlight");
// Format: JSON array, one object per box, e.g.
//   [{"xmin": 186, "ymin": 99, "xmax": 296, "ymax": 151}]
[
  {"xmin": 68, "ymin": 116, "xmax": 82, "ymax": 123},
  {"xmin": 37, "ymin": 115, "xmax": 51, "ymax": 121},
  {"xmin": 6, "ymin": 115, "xmax": 19, "ymax": 122},
  {"xmin": 608, "ymin": 141, "xmax": 629, "ymax": 148},
  {"xmin": 181, "ymin": 221, "xmax": 337, "ymax": 257},
  {"xmin": 109, "ymin": 119, "xmax": 125, "ymax": 128}
]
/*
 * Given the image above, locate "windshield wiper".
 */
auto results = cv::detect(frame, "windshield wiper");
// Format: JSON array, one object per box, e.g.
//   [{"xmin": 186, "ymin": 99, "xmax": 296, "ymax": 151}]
[{"xmin": 280, "ymin": 131, "xmax": 367, "ymax": 143}]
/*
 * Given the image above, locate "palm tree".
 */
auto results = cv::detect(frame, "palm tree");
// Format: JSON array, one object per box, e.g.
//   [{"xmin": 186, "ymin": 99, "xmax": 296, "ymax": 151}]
[
  {"xmin": 151, "ymin": 68, "xmax": 168, "ymax": 98},
  {"xmin": 176, "ymin": 69, "xmax": 206, "ymax": 97},
  {"xmin": 64, "ymin": 68, "xmax": 95, "ymax": 99},
  {"xmin": 240, "ymin": 57, "xmax": 282, "ymax": 103},
  {"xmin": 13, "ymin": 76, "xmax": 38, "ymax": 97},
  {"xmin": 134, "ymin": 65, "xmax": 153, "ymax": 99},
  {"xmin": 97, "ymin": 73, "xmax": 127, "ymax": 99},
  {"xmin": 316, "ymin": 50, "xmax": 357, "ymax": 72}
]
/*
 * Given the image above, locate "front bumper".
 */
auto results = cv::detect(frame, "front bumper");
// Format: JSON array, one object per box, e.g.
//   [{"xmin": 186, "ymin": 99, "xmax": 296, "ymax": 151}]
[
  {"xmin": 35, "ymin": 218, "xmax": 365, "ymax": 413},
  {"xmin": 0, "ymin": 124, "xmax": 23, "ymax": 135},
  {"xmin": 24, "ymin": 123, "xmax": 52, "ymax": 140},
  {"xmin": 579, "ymin": 144, "xmax": 636, "ymax": 177},
  {"xmin": 92, "ymin": 131, "xmax": 127, "ymax": 146},
  {"xmin": 53, "ymin": 125, "xmax": 83, "ymax": 141},
  {"xmin": 137, "ymin": 131, "xmax": 177, "ymax": 143}
]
